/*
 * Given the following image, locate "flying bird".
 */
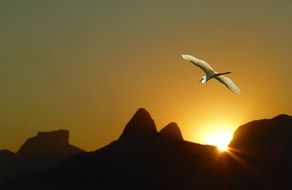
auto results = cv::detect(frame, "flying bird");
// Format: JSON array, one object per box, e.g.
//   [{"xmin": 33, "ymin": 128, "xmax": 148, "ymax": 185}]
[{"xmin": 182, "ymin": 54, "xmax": 241, "ymax": 94}]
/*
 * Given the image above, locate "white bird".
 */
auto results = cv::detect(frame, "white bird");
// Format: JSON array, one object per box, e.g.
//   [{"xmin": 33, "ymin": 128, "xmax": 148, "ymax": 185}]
[{"xmin": 182, "ymin": 54, "xmax": 241, "ymax": 94}]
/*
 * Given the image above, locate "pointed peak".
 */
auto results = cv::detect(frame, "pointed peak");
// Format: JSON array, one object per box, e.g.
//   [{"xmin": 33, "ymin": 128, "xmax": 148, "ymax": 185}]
[
  {"xmin": 136, "ymin": 108, "xmax": 149, "ymax": 113},
  {"xmin": 133, "ymin": 108, "xmax": 152, "ymax": 120},
  {"xmin": 159, "ymin": 122, "xmax": 183, "ymax": 141},
  {"xmin": 118, "ymin": 108, "xmax": 158, "ymax": 143},
  {"xmin": 164, "ymin": 122, "xmax": 179, "ymax": 129}
]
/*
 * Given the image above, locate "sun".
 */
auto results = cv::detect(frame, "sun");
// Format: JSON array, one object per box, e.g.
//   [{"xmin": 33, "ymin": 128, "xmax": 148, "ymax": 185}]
[
  {"xmin": 206, "ymin": 131, "xmax": 233, "ymax": 152},
  {"xmin": 217, "ymin": 142, "xmax": 229, "ymax": 152}
]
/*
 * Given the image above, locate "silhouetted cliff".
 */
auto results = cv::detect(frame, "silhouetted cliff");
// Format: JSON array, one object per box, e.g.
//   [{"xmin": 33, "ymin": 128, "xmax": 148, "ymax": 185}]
[
  {"xmin": 2, "ymin": 109, "xmax": 292, "ymax": 190},
  {"xmin": 228, "ymin": 114, "xmax": 292, "ymax": 189},
  {"xmin": 17, "ymin": 129, "xmax": 83, "ymax": 168},
  {"xmin": 230, "ymin": 114, "xmax": 292, "ymax": 149},
  {"xmin": 0, "ymin": 129, "xmax": 84, "ymax": 185},
  {"xmin": 23, "ymin": 108, "xmax": 218, "ymax": 190}
]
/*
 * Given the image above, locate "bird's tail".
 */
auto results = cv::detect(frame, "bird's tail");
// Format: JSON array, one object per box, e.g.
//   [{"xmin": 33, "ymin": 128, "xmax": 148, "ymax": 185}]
[{"xmin": 215, "ymin": 72, "xmax": 231, "ymax": 76}]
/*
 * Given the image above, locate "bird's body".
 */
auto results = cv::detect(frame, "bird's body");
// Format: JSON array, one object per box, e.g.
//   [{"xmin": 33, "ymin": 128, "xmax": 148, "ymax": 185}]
[{"xmin": 182, "ymin": 54, "xmax": 241, "ymax": 94}]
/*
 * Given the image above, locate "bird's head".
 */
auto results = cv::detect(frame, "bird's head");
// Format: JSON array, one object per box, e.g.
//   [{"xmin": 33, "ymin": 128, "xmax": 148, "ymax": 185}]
[{"xmin": 199, "ymin": 76, "xmax": 207, "ymax": 84}]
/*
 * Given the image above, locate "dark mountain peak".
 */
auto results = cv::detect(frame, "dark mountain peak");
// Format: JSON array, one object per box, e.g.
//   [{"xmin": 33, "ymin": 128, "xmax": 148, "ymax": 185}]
[
  {"xmin": 17, "ymin": 129, "xmax": 69, "ymax": 155},
  {"xmin": 159, "ymin": 122, "xmax": 183, "ymax": 141},
  {"xmin": 17, "ymin": 129, "xmax": 83, "ymax": 161},
  {"xmin": 230, "ymin": 114, "xmax": 292, "ymax": 149},
  {"xmin": 136, "ymin": 108, "xmax": 152, "ymax": 118},
  {"xmin": 5, "ymin": 113, "xmax": 292, "ymax": 190},
  {"xmin": 118, "ymin": 108, "xmax": 158, "ymax": 143},
  {"xmin": 0, "ymin": 130, "xmax": 83, "ymax": 184}
]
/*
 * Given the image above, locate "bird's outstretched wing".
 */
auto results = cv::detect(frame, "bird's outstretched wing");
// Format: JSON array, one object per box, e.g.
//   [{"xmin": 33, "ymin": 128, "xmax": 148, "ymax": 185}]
[
  {"xmin": 182, "ymin": 54, "xmax": 215, "ymax": 75},
  {"xmin": 215, "ymin": 75, "xmax": 241, "ymax": 94}
]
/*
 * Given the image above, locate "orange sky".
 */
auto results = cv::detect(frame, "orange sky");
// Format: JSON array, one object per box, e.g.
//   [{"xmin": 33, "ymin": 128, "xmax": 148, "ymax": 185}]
[{"xmin": 1, "ymin": 1, "xmax": 292, "ymax": 151}]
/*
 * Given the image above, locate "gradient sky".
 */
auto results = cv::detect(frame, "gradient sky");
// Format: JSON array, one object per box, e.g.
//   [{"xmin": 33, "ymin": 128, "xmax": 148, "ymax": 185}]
[{"xmin": 1, "ymin": 1, "xmax": 292, "ymax": 151}]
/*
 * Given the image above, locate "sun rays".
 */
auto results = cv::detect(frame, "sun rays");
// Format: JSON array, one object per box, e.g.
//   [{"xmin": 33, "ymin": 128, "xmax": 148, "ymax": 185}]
[{"xmin": 206, "ymin": 131, "xmax": 233, "ymax": 152}]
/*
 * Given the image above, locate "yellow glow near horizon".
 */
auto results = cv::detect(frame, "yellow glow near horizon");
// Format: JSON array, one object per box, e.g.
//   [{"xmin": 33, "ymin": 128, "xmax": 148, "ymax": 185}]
[
  {"xmin": 206, "ymin": 131, "xmax": 233, "ymax": 152},
  {"xmin": 191, "ymin": 121, "xmax": 236, "ymax": 152},
  {"xmin": 1, "ymin": 1, "xmax": 292, "ymax": 152}
]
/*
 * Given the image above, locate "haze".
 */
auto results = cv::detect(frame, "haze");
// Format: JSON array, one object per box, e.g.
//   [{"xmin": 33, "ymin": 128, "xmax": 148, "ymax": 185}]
[{"xmin": 1, "ymin": 1, "xmax": 292, "ymax": 151}]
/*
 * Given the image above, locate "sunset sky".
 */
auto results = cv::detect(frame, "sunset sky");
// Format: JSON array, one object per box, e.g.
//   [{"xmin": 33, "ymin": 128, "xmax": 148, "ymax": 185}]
[{"xmin": 1, "ymin": 1, "xmax": 292, "ymax": 151}]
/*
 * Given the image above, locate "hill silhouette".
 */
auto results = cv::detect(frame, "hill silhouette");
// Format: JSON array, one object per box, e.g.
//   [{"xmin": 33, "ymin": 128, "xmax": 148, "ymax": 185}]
[
  {"xmin": 2, "ymin": 109, "xmax": 292, "ymax": 190},
  {"xmin": 230, "ymin": 114, "xmax": 292, "ymax": 149},
  {"xmin": 158, "ymin": 122, "xmax": 183, "ymax": 141},
  {"xmin": 17, "ymin": 129, "xmax": 84, "ymax": 168},
  {"xmin": 118, "ymin": 108, "xmax": 158, "ymax": 143},
  {"xmin": 0, "ymin": 129, "xmax": 84, "ymax": 185}
]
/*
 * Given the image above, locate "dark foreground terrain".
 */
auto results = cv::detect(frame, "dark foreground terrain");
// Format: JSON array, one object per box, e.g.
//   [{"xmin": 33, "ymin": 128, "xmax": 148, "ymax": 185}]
[{"xmin": 1, "ymin": 108, "xmax": 292, "ymax": 190}]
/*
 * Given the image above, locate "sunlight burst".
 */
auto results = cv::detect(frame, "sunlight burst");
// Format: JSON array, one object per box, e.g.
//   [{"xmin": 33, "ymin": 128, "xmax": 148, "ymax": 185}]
[{"xmin": 207, "ymin": 131, "xmax": 233, "ymax": 152}]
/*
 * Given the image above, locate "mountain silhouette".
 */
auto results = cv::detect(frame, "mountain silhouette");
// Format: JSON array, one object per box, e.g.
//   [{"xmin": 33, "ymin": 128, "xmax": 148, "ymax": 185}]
[
  {"xmin": 2, "ymin": 109, "xmax": 292, "ymax": 190},
  {"xmin": 228, "ymin": 114, "xmax": 292, "ymax": 189},
  {"xmin": 118, "ymin": 108, "xmax": 158, "ymax": 143},
  {"xmin": 17, "ymin": 129, "xmax": 83, "ymax": 167},
  {"xmin": 230, "ymin": 114, "xmax": 292, "ymax": 149},
  {"xmin": 158, "ymin": 122, "xmax": 183, "ymax": 141},
  {"xmin": 0, "ymin": 129, "xmax": 84, "ymax": 185}
]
